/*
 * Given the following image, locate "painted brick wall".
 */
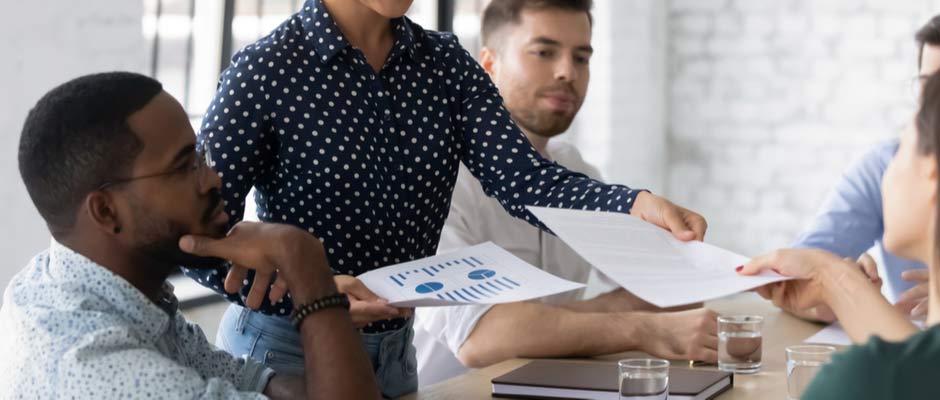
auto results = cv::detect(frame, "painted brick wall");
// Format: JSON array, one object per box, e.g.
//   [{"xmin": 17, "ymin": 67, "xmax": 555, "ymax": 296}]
[
  {"xmin": 0, "ymin": 0, "xmax": 147, "ymax": 298},
  {"xmin": 666, "ymin": 0, "xmax": 940, "ymax": 255}
]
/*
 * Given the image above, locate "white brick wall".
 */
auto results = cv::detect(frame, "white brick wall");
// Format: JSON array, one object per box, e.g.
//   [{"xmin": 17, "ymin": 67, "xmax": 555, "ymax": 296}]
[
  {"xmin": 666, "ymin": 0, "xmax": 940, "ymax": 256},
  {"xmin": 0, "ymin": 1, "xmax": 146, "ymax": 299},
  {"xmin": 566, "ymin": 0, "xmax": 669, "ymax": 192}
]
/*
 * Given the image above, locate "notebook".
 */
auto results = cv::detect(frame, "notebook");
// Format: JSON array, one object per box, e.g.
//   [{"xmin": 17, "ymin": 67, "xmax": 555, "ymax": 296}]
[{"xmin": 492, "ymin": 359, "xmax": 733, "ymax": 400}]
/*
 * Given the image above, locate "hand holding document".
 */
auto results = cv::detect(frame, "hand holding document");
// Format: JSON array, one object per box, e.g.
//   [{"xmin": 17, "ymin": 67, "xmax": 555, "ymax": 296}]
[
  {"xmin": 357, "ymin": 242, "xmax": 584, "ymax": 307},
  {"xmin": 527, "ymin": 206, "xmax": 790, "ymax": 308}
]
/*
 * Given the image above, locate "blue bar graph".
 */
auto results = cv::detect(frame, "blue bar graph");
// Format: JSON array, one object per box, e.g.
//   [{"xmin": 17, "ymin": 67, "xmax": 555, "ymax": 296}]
[
  {"xmin": 381, "ymin": 251, "xmax": 529, "ymax": 303},
  {"xmin": 462, "ymin": 288, "xmax": 479, "ymax": 300},
  {"xmin": 479, "ymin": 284, "xmax": 498, "ymax": 296}
]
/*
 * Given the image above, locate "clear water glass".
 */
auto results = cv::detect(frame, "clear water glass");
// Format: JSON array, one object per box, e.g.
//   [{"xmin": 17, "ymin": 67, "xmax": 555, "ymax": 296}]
[
  {"xmin": 718, "ymin": 315, "xmax": 764, "ymax": 374},
  {"xmin": 786, "ymin": 345, "xmax": 836, "ymax": 400},
  {"xmin": 618, "ymin": 358, "xmax": 669, "ymax": 400}
]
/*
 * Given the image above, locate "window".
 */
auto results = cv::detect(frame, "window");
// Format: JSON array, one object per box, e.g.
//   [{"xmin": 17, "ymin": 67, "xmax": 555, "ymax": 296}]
[{"xmin": 144, "ymin": 0, "xmax": 468, "ymax": 127}]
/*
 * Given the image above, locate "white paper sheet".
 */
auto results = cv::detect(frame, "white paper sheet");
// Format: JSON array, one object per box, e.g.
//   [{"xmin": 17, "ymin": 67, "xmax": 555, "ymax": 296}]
[
  {"xmin": 357, "ymin": 242, "xmax": 585, "ymax": 307},
  {"xmin": 526, "ymin": 206, "xmax": 790, "ymax": 308},
  {"xmin": 803, "ymin": 322, "xmax": 853, "ymax": 346},
  {"xmin": 805, "ymin": 320, "xmax": 926, "ymax": 346}
]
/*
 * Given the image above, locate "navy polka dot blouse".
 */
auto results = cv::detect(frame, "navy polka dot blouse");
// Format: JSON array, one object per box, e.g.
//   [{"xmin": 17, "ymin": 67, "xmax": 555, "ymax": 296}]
[{"xmin": 185, "ymin": 0, "xmax": 640, "ymax": 332}]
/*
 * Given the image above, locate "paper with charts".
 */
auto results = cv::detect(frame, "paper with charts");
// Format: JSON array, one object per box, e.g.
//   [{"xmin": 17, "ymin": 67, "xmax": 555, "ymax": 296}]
[
  {"xmin": 357, "ymin": 242, "xmax": 585, "ymax": 307},
  {"xmin": 526, "ymin": 206, "xmax": 791, "ymax": 308}
]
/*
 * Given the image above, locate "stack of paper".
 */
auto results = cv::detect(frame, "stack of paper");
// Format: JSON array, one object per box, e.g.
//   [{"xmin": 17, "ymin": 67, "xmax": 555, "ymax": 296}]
[
  {"xmin": 527, "ymin": 206, "xmax": 790, "ymax": 308},
  {"xmin": 358, "ymin": 242, "xmax": 585, "ymax": 307}
]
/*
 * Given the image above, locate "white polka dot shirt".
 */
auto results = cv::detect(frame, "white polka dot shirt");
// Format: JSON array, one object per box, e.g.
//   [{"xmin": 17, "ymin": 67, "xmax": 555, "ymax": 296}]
[
  {"xmin": 0, "ymin": 241, "xmax": 275, "ymax": 399},
  {"xmin": 185, "ymin": 0, "xmax": 640, "ymax": 332}
]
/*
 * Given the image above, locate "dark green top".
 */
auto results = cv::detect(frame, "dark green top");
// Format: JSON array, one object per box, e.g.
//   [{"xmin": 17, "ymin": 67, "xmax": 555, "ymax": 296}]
[{"xmin": 804, "ymin": 326, "xmax": 940, "ymax": 399}]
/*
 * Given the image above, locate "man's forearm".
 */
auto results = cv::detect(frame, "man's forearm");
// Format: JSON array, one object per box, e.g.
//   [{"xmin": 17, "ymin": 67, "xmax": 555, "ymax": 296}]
[
  {"xmin": 557, "ymin": 289, "xmax": 651, "ymax": 313},
  {"xmin": 279, "ymin": 241, "xmax": 380, "ymax": 400},
  {"xmin": 559, "ymin": 288, "xmax": 698, "ymax": 313},
  {"xmin": 264, "ymin": 375, "xmax": 306, "ymax": 399},
  {"xmin": 457, "ymin": 302, "xmax": 650, "ymax": 368},
  {"xmin": 298, "ymin": 308, "xmax": 380, "ymax": 399}
]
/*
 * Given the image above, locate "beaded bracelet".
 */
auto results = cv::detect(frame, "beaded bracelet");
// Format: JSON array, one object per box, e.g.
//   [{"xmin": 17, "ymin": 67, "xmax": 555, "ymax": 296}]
[{"xmin": 290, "ymin": 293, "xmax": 350, "ymax": 329}]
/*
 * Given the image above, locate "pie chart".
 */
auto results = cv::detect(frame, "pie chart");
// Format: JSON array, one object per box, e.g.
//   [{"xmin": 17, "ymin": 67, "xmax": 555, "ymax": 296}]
[
  {"xmin": 467, "ymin": 269, "xmax": 496, "ymax": 280},
  {"xmin": 415, "ymin": 281, "xmax": 444, "ymax": 294}
]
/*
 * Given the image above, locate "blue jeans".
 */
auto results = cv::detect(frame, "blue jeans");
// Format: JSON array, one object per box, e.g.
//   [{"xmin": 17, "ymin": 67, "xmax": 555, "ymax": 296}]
[{"xmin": 216, "ymin": 304, "xmax": 418, "ymax": 398}]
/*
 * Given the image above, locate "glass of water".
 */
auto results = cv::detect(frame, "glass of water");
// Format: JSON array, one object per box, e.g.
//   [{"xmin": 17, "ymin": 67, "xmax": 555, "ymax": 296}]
[
  {"xmin": 786, "ymin": 345, "xmax": 836, "ymax": 400},
  {"xmin": 618, "ymin": 359, "xmax": 669, "ymax": 400},
  {"xmin": 717, "ymin": 315, "xmax": 764, "ymax": 374}
]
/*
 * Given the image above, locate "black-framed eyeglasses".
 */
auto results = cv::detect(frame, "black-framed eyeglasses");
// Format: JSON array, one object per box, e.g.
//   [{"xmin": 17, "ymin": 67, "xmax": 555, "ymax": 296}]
[{"xmin": 96, "ymin": 144, "xmax": 215, "ymax": 191}]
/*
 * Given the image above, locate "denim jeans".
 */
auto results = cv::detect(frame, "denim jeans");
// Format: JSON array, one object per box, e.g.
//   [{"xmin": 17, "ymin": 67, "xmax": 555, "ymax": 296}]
[{"xmin": 216, "ymin": 304, "xmax": 418, "ymax": 398}]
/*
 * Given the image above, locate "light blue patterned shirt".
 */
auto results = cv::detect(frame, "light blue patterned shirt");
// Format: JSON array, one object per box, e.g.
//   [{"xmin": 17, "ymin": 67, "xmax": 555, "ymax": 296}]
[
  {"xmin": 793, "ymin": 138, "xmax": 925, "ymax": 301},
  {"xmin": 0, "ymin": 240, "xmax": 275, "ymax": 399}
]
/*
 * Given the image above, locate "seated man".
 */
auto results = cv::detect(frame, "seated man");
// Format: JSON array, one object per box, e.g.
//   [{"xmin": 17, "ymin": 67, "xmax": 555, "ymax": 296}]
[
  {"xmin": 0, "ymin": 72, "xmax": 379, "ymax": 399},
  {"xmin": 787, "ymin": 15, "xmax": 940, "ymax": 321},
  {"xmin": 414, "ymin": 0, "xmax": 716, "ymax": 385}
]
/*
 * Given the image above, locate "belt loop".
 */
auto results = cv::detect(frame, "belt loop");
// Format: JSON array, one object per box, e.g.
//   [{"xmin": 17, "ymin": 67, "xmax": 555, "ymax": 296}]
[{"xmin": 235, "ymin": 305, "xmax": 250, "ymax": 334}]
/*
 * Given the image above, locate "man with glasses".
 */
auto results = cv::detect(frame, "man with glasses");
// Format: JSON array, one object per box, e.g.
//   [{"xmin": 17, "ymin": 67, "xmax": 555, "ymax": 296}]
[
  {"xmin": 785, "ymin": 16, "xmax": 940, "ymax": 322},
  {"xmin": 0, "ymin": 72, "xmax": 380, "ymax": 399}
]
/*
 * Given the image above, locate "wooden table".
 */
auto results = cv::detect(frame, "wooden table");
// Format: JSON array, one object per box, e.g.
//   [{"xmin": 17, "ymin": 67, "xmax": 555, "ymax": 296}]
[{"xmin": 401, "ymin": 293, "xmax": 837, "ymax": 399}]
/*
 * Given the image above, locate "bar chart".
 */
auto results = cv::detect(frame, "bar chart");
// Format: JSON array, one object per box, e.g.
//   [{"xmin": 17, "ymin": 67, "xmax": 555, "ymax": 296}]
[{"xmin": 357, "ymin": 242, "xmax": 584, "ymax": 307}]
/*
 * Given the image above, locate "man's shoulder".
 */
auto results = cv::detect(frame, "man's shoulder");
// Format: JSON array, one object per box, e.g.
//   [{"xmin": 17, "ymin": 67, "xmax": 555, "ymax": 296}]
[
  {"xmin": 3, "ymin": 250, "xmax": 152, "ymax": 356},
  {"xmin": 546, "ymin": 141, "xmax": 602, "ymax": 179},
  {"xmin": 854, "ymin": 137, "xmax": 899, "ymax": 169},
  {"xmin": 0, "ymin": 299, "xmax": 152, "ymax": 397},
  {"xmin": 863, "ymin": 137, "xmax": 900, "ymax": 164}
]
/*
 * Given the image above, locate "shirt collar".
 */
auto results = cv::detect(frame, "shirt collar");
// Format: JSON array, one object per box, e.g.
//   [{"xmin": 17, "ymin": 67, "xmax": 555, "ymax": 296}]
[
  {"xmin": 47, "ymin": 240, "xmax": 176, "ymax": 342},
  {"xmin": 301, "ymin": 0, "xmax": 416, "ymax": 65},
  {"xmin": 389, "ymin": 17, "xmax": 418, "ymax": 63}
]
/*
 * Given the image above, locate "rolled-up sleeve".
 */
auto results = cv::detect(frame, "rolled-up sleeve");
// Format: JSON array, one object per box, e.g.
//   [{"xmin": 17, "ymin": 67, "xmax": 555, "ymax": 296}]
[{"xmin": 174, "ymin": 315, "xmax": 276, "ymax": 394}]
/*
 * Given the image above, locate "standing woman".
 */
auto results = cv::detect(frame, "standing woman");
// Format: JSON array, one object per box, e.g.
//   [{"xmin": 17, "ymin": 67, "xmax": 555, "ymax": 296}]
[
  {"xmin": 737, "ymin": 72, "xmax": 940, "ymax": 399},
  {"xmin": 188, "ymin": 0, "xmax": 705, "ymax": 396}
]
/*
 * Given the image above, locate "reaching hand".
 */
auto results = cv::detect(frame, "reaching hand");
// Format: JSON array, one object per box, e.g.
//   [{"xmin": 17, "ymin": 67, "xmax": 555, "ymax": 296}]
[
  {"xmin": 739, "ymin": 249, "xmax": 847, "ymax": 315},
  {"xmin": 630, "ymin": 192, "xmax": 707, "ymax": 241}
]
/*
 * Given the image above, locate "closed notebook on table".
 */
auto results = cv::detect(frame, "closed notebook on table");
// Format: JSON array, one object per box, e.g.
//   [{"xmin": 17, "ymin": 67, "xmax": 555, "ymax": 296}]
[{"xmin": 491, "ymin": 359, "xmax": 733, "ymax": 400}]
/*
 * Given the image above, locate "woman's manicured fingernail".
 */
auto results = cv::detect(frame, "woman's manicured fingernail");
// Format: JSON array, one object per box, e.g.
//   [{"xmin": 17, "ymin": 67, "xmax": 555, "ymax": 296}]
[{"xmin": 735, "ymin": 265, "xmax": 743, "ymax": 272}]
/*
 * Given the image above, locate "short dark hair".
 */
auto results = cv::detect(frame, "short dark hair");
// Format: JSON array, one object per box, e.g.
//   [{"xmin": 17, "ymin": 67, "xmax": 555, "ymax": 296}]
[
  {"xmin": 480, "ymin": 0, "xmax": 593, "ymax": 48},
  {"xmin": 18, "ymin": 72, "xmax": 161, "ymax": 234},
  {"xmin": 916, "ymin": 15, "xmax": 940, "ymax": 69}
]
